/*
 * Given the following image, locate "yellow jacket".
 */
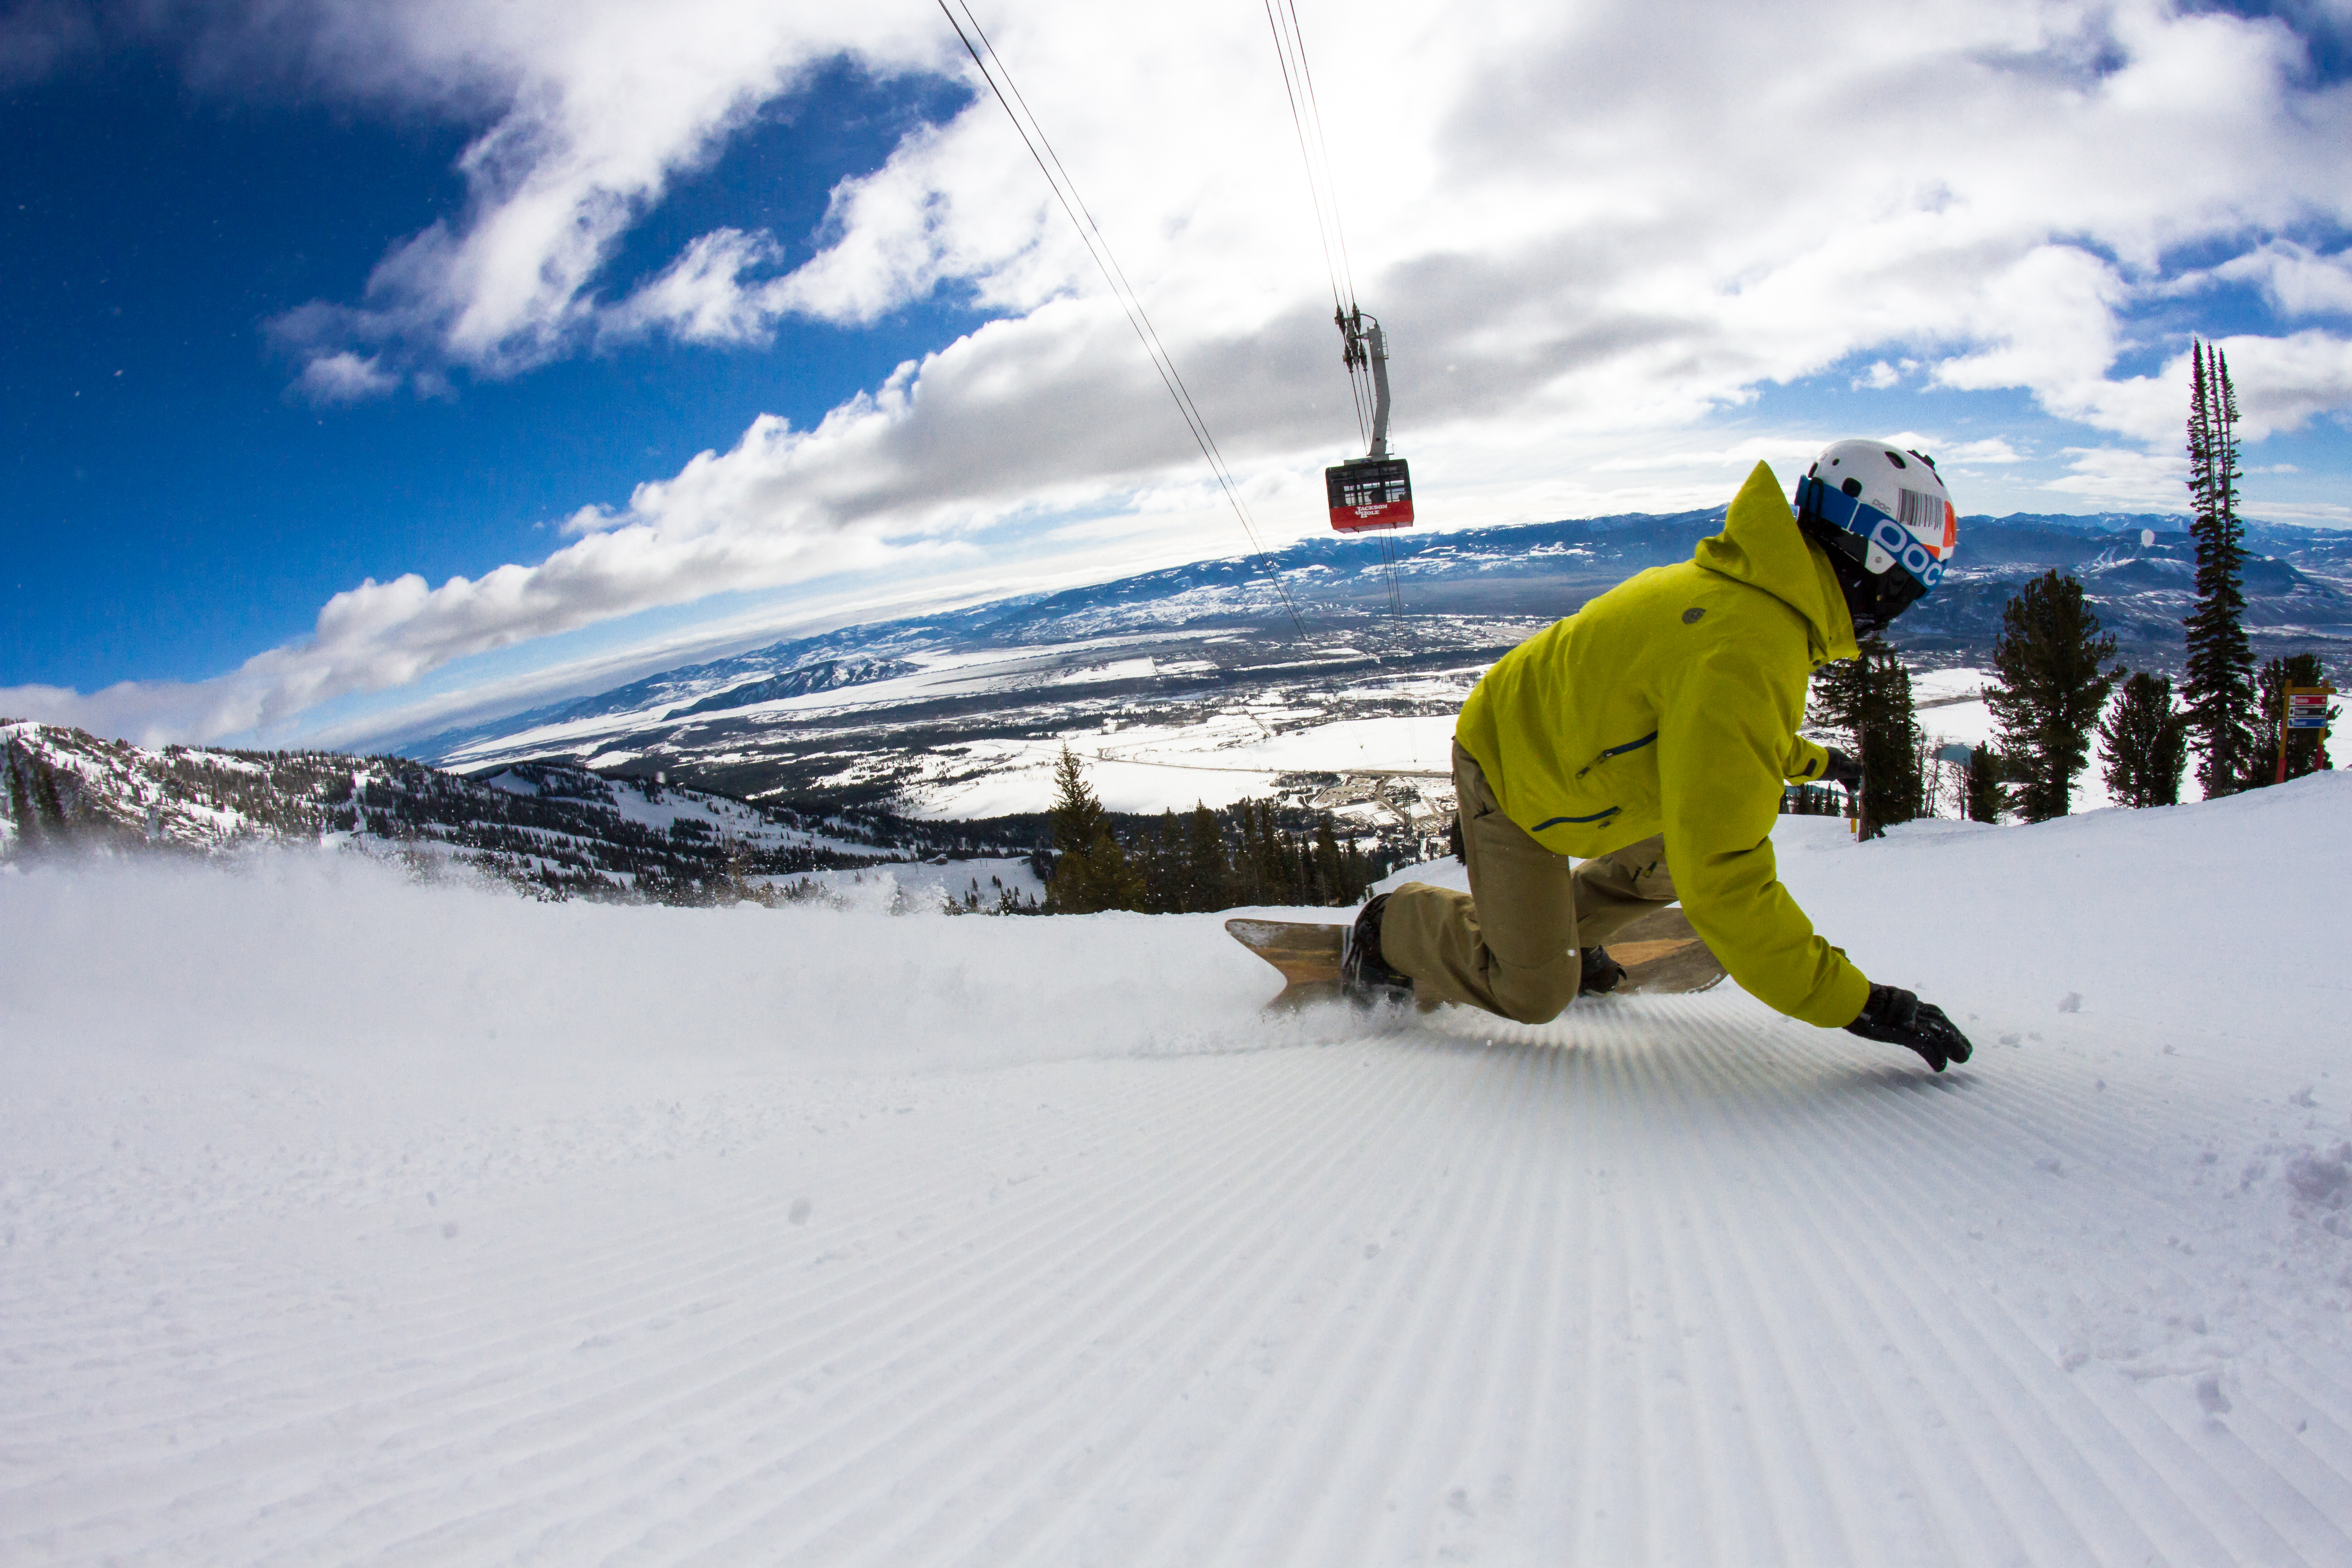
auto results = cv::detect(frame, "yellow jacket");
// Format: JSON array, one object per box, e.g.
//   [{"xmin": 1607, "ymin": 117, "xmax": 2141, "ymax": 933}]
[{"xmin": 1454, "ymin": 461, "xmax": 1871, "ymax": 1027}]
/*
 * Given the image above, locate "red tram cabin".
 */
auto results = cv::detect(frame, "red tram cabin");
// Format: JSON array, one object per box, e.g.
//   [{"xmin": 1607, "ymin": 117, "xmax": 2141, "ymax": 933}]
[{"xmin": 1325, "ymin": 456, "xmax": 1414, "ymax": 533}]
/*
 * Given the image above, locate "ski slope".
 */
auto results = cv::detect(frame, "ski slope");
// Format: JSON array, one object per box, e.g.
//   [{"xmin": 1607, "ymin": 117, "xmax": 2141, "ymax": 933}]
[{"xmin": 5, "ymin": 777, "xmax": 2350, "ymax": 1565}]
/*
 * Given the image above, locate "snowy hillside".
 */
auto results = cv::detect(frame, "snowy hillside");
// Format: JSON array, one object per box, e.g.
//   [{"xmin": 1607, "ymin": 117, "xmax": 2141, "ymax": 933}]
[
  {"xmin": 0, "ymin": 721, "xmax": 908, "ymax": 899},
  {"xmin": 6, "ymin": 776, "xmax": 2350, "ymax": 1564}
]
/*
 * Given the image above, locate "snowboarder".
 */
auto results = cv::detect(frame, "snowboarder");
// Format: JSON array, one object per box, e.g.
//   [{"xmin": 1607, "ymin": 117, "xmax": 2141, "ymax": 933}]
[{"xmin": 1344, "ymin": 441, "xmax": 1975, "ymax": 1072}]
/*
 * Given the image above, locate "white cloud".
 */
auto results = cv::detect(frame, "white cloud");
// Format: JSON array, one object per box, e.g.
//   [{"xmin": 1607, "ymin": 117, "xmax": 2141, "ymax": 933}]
[
  {"xmin": 2044, "ymin": 446, "xmax": 2191, "ymax": 508},
  {"xmin": 1931, "ymin": 246, "xmax": 2135, "ymax": 423},
  {"xmin": 2218, "ymin": 328, "xmax": 2352, "ymax": 438},
  {"xmin": 15, "ymin": 0, "xmax": 2352, "ymax": 745},
  {"xmin": 2213, "ymin": 241, "xmax": 2352, "ymax": 318},
  {"xmin": 1928, "ymin": 438, "xmax": 2028, "ymax": 466},
  {"xmin": 2019, "ymin": 328, "xmax": 2352, "ymax": 451},
  {"xmin": 245, "ymin": 0, "xmax": 956, "ymax": 388},
  {"xmin": 601, "ymin": 228, "xmax": 793, "ymax": 346},
  {"xmin": 292, "ymin": 350, "xmax": 400, "ymax": 403},
  {"xmin": 238, "ymin": 0, "xmax": 2352, "ymax": 410},
  {"xmin": 1588, "ymin": 436, "xmax": 1827, "ymax": 475}
]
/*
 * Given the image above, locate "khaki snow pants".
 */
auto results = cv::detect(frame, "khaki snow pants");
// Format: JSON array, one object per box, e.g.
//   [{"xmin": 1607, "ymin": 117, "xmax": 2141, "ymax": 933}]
[{"xmin": 1379, "ymin": 741, "xmax": 1679, "ymax": 1024}]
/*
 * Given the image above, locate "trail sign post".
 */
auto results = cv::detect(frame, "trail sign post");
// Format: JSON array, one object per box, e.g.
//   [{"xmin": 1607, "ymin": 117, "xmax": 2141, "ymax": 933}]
[{"xmin": 2278, "ymin": 685, "xmax": 2337, "ymax": 784}]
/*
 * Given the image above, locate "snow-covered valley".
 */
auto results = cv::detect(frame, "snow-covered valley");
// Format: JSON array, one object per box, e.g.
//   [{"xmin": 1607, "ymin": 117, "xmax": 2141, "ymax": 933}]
[{"xmin": 5, "ymin": 777, "xmax": 2350, "ymax": 1564}]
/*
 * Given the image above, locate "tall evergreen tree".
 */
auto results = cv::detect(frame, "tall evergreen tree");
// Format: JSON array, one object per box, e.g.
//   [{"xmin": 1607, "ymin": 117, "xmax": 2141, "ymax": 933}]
[
  {"xmin": 1963, "ymin": 742, "xmax": 2004, "ymax": 823},
  {"xmin": 1807, "ymin": 649, "xmax": 1868, "ymax": 747},
  {"xmin": 1225, "ymin": 799, "xmax": 1257, "ymax": 903},
  {"xmin": 1136, "ymin": 810, "xmax": 1181, "ymax": 912},
  {"xmin": 2181, "ymin": 339, "xmax": 2260, "ymax": 797},
  {"xmin": 1807, "ymin": 636, "xmax": 1923, "ymax": 837},
  {"xmin": 1864, "ymin": 647, "xmax": 1926, "ymax": 834},
  {"xmin": 1044, "ymin": 746, "xmax": 1142, "ymax": 912},
  {"xmin": 1310, "ymin": 815, "xmax": 1344, "ymax": 904},
  {"xmin": 1047, "ymin": 745, "xmax": 1106, "ymax": 856},
  {"xmin": 1083, "ymin": 826, "xmax": 1146, "ymax": 911},
  {"xmin": 2098, "ymin": 671, "xmax": 2189, "ymax": 808},
  {"xmin": 1297, "ymin": 812, "xmax": 1374, "ymax": 906},
  {"xmin": 1236, "ymin": 798, "xmax": 1294, "ymax": 904},
  {"xmin": 1182, "ymin": 803, "xmax": 1230, "ymax": 911},
  {"xmin": 1986, "ymin": 570, "xmax": 2118, "ymax": 822},
  {"xmin": 2255, "ymin": 653, "xmax": 2340, "ymax": 783}
]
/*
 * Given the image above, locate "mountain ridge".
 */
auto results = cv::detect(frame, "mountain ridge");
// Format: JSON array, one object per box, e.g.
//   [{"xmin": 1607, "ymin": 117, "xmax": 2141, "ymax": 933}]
[{"xmin": 390, "ymin": 509, "xmax": 2352, "ymax": 814}]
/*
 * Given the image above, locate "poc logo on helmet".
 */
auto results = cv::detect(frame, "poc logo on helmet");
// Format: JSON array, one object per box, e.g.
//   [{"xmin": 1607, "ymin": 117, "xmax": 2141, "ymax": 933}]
[{"xmin": 1870, "ymin": 517, "xmax": 1944, "ymax": 590}]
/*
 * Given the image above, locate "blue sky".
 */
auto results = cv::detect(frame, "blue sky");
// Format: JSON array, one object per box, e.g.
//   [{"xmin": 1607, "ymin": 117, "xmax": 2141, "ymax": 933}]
[
  {"xmin": 5, "ymin": 49, "xmax": 973, "ymax": 693},
  {"xmin": 5, "ymin": 0, "xmax": 2351, "ymax": 749}
]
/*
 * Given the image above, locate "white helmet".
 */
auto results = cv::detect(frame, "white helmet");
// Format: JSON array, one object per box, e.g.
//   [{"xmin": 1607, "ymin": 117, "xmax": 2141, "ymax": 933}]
[{"xmin": 1792, "ymin": 440, "xmax": 1958, "ymax": 631}]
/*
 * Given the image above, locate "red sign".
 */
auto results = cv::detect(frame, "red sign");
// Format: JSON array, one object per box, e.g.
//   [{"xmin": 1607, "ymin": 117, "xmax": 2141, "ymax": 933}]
[{"xmin": 1330, "ymin": 498, "xmax": 1414, "ymax": 533}]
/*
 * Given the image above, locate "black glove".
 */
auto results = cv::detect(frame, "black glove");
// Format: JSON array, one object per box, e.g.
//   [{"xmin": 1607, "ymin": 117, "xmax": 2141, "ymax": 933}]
[
  {"xmin": 1844, "ymin": 983, "xmax": 1974, "ymax": 1072},
  {"xmin": 1821, "ymin": 747, "xmax": 1863, "ymax": 791}
]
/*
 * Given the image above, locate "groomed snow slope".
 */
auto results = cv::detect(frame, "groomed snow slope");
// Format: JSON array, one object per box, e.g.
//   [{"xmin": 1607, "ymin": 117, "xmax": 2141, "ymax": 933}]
[{"xmin": 5, "ymin": 777, "xmax": 2350, "ymax": 1566}]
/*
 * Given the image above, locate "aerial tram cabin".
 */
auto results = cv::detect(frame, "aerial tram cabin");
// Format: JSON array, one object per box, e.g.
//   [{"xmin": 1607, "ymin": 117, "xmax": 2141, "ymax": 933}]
[
  {"xmin": 1327, "ymin": 456, "xmax": 1414, "ymax": 533},
  {"xmin": 1325, "ymin": 307, "xmax": 1413, "ymax": 534}
]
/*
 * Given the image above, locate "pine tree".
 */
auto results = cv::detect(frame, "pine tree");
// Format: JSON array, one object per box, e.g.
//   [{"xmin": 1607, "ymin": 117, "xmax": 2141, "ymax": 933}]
[
  {"xmin": 1237, "ymin": 798, "xmax": 1293, "ymax": 904},
  {"xmin": 1863, "ymin": 647, "xmax": 1925, "ymax": 834},
  {"xmin": 1139, "ymin": 810, "xmax": 1182, "ymax": 912},
  {"xmin": 1807, "ymin": 636, "xmax": 1923, "ymax": 837},
  {"xmin": 2181, "ymin": 339, "xmax": 2260, "ymax": 797},
  {"xmin": 2255, "ymin": 653, "xmax": 2339, "ymax": 783},
  {"xmin": 1963, "ymin": 742, "xmax": 2004, "ymax": 823},
  {"xmin": 1046, "ymin": 745, "xmax": 1132, "ymax": 912},
  {"xmin": 1047, "ymin": 745, "xmax": 1104, "ymax": 856},
  {"xmin": 1986, "ymin": 570, "xmax": 2119, "ymax": 822},
  {"xmin": 1310, "ymin": 814, "xmax": 1346, "ymax": 905},
  {"xmin": 1081, "ymin": 826, "xmax": 1145, "ymax": 911},
  {"xmin": 1225, "ymin": 801, "xmax": 1256, "ymax": 904},
  {"xmin": 2098, "ymin": 671, "xmax": 2189, "ymax": 808},
  {"xmin": 1183, "ymin": 803, "xmax": 1230, "ymax": 911},
  {"xmin": 1807, "ymin": 649, "xmax": 1869, "ymax": 744}
]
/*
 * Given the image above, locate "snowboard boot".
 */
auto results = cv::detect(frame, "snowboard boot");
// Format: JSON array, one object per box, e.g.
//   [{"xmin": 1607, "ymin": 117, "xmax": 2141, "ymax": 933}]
[
  {"xmin": 1579, "ymin": 944, "xmax": 1627, "ymax": 996},
  {"xmin": 1341, "ymin": 894, "xmax": 1415, "ymax": 1004}
]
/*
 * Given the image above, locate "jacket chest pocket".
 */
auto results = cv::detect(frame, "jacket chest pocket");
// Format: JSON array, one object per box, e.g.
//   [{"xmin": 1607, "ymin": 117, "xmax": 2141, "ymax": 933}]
[
  {"xmin": 1577, "ymin": 730, "xmax": 1659, "ymax": 780},
  {"xmin": 1531, "ymin": 730, "xmax": 1661, "ymax": 835},
  {"xmin": 1576, "ymin": 730, "xmax": 1661, "ymax": 812}
]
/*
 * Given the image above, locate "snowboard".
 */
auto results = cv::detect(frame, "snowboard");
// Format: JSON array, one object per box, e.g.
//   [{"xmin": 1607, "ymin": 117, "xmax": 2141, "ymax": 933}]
[{"xmin": 1225, "ymin": 905, "xmax": 1727, "ymax": 1012}]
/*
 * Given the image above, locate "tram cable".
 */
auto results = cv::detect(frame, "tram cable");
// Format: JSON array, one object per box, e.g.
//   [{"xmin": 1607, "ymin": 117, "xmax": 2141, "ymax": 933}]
[
  {"xmin": 1261, "ymin": 0, "xmax": 1367, "ymax": 447},
  {"xmin": 934, "ymin": 0, "xmax": 1309, "ymax": 642},
  {"xmin": 1260, "ymin": 0, "xmax": 1413, "ymax": 627}
]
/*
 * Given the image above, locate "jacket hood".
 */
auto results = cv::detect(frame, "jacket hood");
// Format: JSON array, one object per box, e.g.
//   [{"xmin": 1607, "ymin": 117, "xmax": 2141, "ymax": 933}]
[{"xmin": 1693, "ymin": 461, "xmax": 1859, "ymax": 663}]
